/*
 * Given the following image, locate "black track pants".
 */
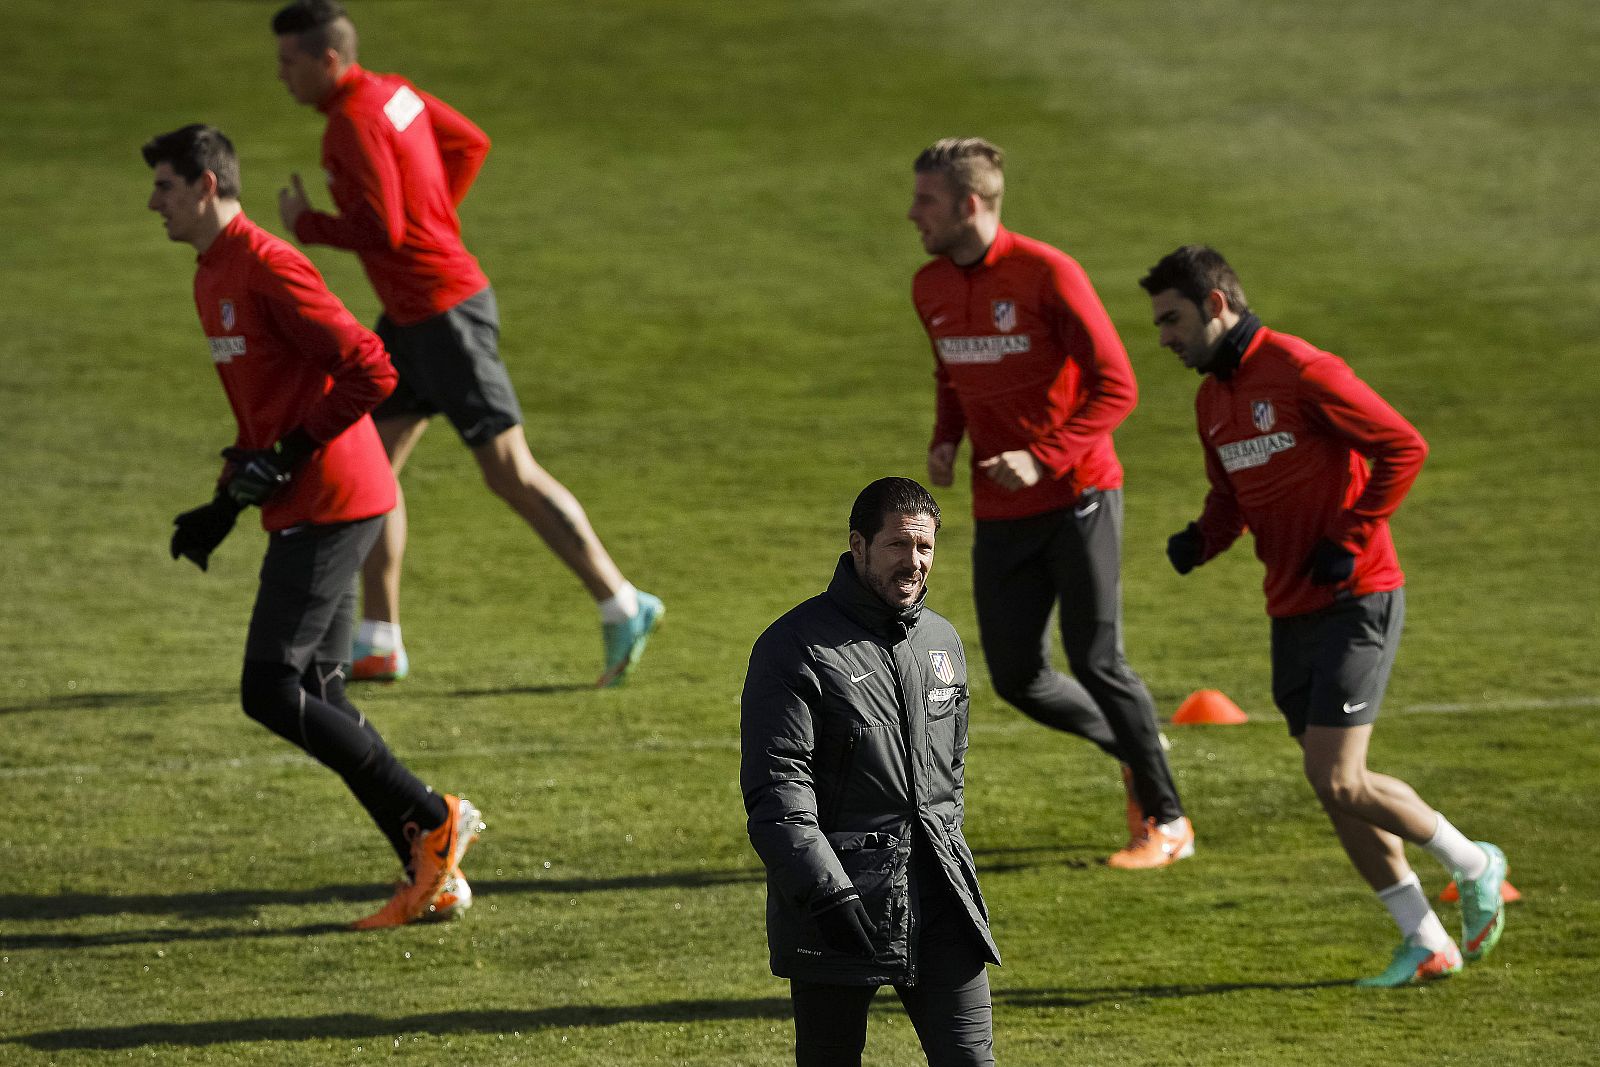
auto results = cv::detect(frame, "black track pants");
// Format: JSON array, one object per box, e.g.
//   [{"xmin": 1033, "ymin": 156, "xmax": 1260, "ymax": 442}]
[{"xmin": 972, "ymin": 490, "xmax": 1183, "ymax": 823}]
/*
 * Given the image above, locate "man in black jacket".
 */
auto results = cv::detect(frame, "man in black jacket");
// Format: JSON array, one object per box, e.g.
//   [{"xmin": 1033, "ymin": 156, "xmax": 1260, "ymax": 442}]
[{"xmin": 741, "ymin": 477, "xmax": 1000, "ymax": 1067}]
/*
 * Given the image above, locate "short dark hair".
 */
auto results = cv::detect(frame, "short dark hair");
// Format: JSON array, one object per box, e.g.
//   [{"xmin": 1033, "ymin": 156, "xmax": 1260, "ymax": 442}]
[
  {"xmin": 849, "ymin": 477, "xmax": 941, "ymax": 543},
  {"xmin": 272, "ymin": 0, "xmax": 357, "ymax": 61},
  {"xmin": 141, "ymin": 124, "xmax": 241, "ymax": 199},
  {"xmin": 1139, "ymin": 245, "xmax": 1250, "ymax": 316}
]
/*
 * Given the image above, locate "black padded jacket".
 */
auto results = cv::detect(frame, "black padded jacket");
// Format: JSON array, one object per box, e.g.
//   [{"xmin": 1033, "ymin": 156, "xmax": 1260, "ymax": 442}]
[{"xmin": 740, "ymin": 553, "xmax": 1000, "ymax": 984}]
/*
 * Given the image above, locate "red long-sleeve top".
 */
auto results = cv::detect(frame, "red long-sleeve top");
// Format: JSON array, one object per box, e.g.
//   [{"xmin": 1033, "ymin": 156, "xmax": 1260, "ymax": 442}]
[
  {"xmin": 195, "ymin": 212, "xmax": 397, "ymax": 531},
  {"xmin": 294, "ymin": 64, "xmax": 490, "ymax": 325},
  {"xmin": 913, "ymin": 226, "xmax": 1138, "ymax": 520},
  {"xmin": 1191, "ymin": 326, "xmax": 1427, "ymax": 617}
]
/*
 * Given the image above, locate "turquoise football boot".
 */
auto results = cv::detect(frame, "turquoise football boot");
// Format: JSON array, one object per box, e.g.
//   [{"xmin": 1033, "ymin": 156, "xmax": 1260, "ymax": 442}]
[{"xmin": 597, "ymin": 591, "xmax": 663, "ymax": 687}]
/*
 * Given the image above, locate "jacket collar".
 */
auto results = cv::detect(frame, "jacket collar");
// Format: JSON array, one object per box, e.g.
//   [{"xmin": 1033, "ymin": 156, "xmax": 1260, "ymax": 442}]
[
  {"xmin": 975, "ymin": 224, "xmax": 1015, "ymax": 269},
  {"xmin": 1206, "ymin": 311, "xmax": 1262, "ymax": 382},
  {"xmin": 826, "ymin": 553, "xmax": 924, "ymax": 641},
  {"xmin": 952, "ymin": 223, "xmax": 1014, "ymax": 272},
  {"xmin": 318, "ymin": 63, "xmax": 366, "ymax": 114},
  {"xmin": 196, "ymin": 210, "xmax": 250, "ymax": 267}
]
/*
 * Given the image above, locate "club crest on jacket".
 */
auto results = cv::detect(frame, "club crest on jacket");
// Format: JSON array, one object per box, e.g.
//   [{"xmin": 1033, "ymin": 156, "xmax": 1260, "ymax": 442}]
[
  {"xmin": 1252, "ymin": 399, "xmax": 1276, "ymax": 432},
  {"xmin": 929, "ymin": 649, "xmax": 955, "ymax": 684}
]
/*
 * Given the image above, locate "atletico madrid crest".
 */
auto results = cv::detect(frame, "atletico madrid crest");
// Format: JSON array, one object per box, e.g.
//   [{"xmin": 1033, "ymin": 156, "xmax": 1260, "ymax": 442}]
[
  {"xmin": 991, "ymin": 299, "xmax": 1017, "ymax": 333},
  {"xmin": 220, "ymin": 300, "xmax": 236, "ymax": 331},
  {"xmin": 1252, "ymin": 399, "xmax": 1276, "ymax": 432},
  {"xmin": 928, "ymin": 650, "xmax": 955, "ymax": 685}
]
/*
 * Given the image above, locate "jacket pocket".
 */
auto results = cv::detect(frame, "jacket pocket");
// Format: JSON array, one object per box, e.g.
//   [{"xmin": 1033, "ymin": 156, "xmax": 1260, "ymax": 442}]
[
  {"xmin": 942, "ymin": 818, "xmax": 989, "ymax": 923},
  {"xmin": 824, "ymin": 829, "xmax": 903, "ymax": 949}
]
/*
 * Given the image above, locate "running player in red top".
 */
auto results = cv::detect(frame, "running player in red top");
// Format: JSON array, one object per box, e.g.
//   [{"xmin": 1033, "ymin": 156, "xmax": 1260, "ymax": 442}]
[
  {"xmin": 909, "ymin": 138, "xmax": 1192, "ymax": 869},
  {"xmin": 270, "ymin": 0, "xmax": 661, "ymax": 687},
  {"xmin": 1141, "ymin": 244, "xmax": 1507, "ymax": 986},
  {"xmin": 145, "ymin": 124, "xmax": 482, "ymax": 929}
]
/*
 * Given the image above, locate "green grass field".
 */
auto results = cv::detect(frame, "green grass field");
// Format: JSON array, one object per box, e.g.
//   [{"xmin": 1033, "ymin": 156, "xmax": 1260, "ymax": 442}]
[{"xmin": 3, "ymin": 0, "xmax": 1598, "ymax": 1063}]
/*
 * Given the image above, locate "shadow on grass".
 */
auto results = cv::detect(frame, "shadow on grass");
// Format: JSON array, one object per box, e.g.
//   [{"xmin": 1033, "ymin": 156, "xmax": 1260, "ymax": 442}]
[
  {"xmin": 1, "ymin": 846, "xmax": 1076, "ymax": 927},
  {"xmin": 448, "ymin": 683, "xmax": 597, "ymax": 697},
  {"xmin": 2, "ymin": 921, "xmax": 349, "ymax": 950},
  {"xmin": 0, "ymin": 688, "xmax": 225, "ymax": 716},
  {"xmin": 0, "ymin": 683, "xmax": 604, "ymax": 715},
  {"xmin": 975, "ymin": 844, "xmax": 1097, "ymax": 874},
  {"xmin": 0, "ymin": 866, "xmax": 768, "ymax": 928},
  {"xmin": 8, "ymin": 998, "xmax": 795, "ymax": 1051},
  {"xmin": 8, "ymin": 982, "xmax": 1364, "ymax": 1050},
  {"xmin": 995, "ymin": 980, "xmax": 1350, "ymax": 1007}
]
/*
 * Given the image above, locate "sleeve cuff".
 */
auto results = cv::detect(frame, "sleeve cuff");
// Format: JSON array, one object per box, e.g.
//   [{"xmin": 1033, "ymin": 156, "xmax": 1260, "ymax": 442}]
[
  {"xmin": 811, "ymin": 887, "xmax": 861, "ymax": 915},
  {"xmin": 277, "ymin": 427, "xmax": 321, "ymax": 467}
]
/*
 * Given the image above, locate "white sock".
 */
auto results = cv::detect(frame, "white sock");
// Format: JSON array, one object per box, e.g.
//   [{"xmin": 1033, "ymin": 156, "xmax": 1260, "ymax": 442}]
[
  {"xmin": 1411, "ymin": 912, "xmax": 1453, "ymax": 952},
  {"xmin": 1377, "ymin": 873, "xmax": 1452, "ymax": 950},
  {"xmin": 598, "ymin": 583, "xmax": 639, "ymax": 624},
  {"xmin": 358, "ymin": 619, "xmax": 402, "ymax": 652},
  {"xmin": 1423, "ymin": 811, "xmax": 1488, "ymax": 880}
]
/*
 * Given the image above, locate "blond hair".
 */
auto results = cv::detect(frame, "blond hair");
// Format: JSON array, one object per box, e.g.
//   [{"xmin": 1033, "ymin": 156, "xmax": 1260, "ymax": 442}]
[{"xmin": 914, "ymin": 138, "xmax": 1004, "ymax": 208}]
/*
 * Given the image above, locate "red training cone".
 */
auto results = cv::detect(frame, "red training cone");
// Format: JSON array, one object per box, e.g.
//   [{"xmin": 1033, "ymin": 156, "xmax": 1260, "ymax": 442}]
[{"xmin": 1171, "ymin": 689, "xmax": 1249, "ymax": 725}]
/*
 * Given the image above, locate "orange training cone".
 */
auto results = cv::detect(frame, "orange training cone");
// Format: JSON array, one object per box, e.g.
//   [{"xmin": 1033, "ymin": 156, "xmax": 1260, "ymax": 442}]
[
  {"xmin": 1172, "ymin": 689, "xmax": 1249, "ymax": 725},
  {"xmin": 1439, "ymin": 879, "xmax": 1522, "ymax": 904}
]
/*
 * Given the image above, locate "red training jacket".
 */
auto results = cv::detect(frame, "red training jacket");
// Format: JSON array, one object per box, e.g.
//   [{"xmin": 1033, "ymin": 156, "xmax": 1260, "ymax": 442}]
[
  {"xmin": 913, "ymin": 226, "xmax": 1138, "ymax": 520},
  {"xmin": 194, "ymin": 212, "xmax": 398, "ymax": 531},
  {"xmin": 295, "ymin": 64, "xmax": 490, "ymax": 326},
  {"xmin": 1192, "ymin": 326, "xmax": 1427, "ymax": 618}
]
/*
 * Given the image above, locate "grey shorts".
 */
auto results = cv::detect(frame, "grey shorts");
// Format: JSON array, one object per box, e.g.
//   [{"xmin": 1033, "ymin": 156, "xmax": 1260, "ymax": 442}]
[
  {"xmin": 373, "ymin": 287, "xmax": 524, "ymax": 448},
  {"xmin": 1270, "ymin": 588, "xmax": 1404, "ymax": 736},
  {"xmin": 244, "ymin": 516, "xmax": 385, "ymax": 671}
]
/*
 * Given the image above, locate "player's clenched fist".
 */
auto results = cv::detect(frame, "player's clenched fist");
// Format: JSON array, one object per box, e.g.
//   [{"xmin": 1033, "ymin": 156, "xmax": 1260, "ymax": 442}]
[
  {"xmin": 278, "ymin": 172, "xmax": 311, "ymax": 233},
  {"xmin": 1166, "ymin": 522, "xmax": 1204, "ymax": 575},
  {"xmin": 977, "ymin": 449, "xmax": 1041, "ymax": 492},
  {"xmin": 927, "ymin": 442, "xmax": 957, "ymax": 487}
]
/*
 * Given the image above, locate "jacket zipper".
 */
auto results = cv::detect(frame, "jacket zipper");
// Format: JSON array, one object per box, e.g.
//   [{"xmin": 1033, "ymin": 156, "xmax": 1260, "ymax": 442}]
[
  {"xmin": 881, "ymin": 637, "xmax": 919, "ymax": 985},
  {"xmin": 822, "ymin": 723, "xmax": 859, "ymax": 830}
]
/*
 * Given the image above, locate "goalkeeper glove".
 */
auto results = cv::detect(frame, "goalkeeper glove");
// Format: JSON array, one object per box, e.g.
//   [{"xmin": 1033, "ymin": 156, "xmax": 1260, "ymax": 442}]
[
  {"xmin": 170, "ymin": 491, "xmax": 243, "ymax": 571},
  {"xmin": 1166, "ymin": 522, "xmax": 1205, "ymax": 575},
  {"xmin": 1306, "ymin": 538, "xmax": 1357, "ymax": 585},
  {"xmin": 222, "ymin": 428, "xmax": 318, "ymax": 507}
]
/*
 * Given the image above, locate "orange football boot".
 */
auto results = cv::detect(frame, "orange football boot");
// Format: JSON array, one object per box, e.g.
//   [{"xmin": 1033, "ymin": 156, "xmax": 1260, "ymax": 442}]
[
  {"xmin": 1107, "ymin": 816, "xmax": 1196, "ymax": 870},
  {"xmin": 352, "ymin": 794, "xmax": 483, "ymax": 929}
]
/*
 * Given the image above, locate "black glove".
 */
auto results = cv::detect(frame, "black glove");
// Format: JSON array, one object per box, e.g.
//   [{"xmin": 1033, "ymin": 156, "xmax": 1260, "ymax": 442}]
[
  {"xmin": 1306, "ymin": 538, "xmax": 1357, "ymax": 585},
  {"xmin": 1166, "ymin": 522, "xmax": 1204, "ymax": 575},
  {"xmin": 170, "ymin": 492, "xmax": 243, "ymax": 571},
  {"xmin": 222, "ymin": 428, "xmax": 318, "ymax": 507},
  {"xmin": 813, "ymin": 892, "xmax": 876, "ymax": 958}
]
